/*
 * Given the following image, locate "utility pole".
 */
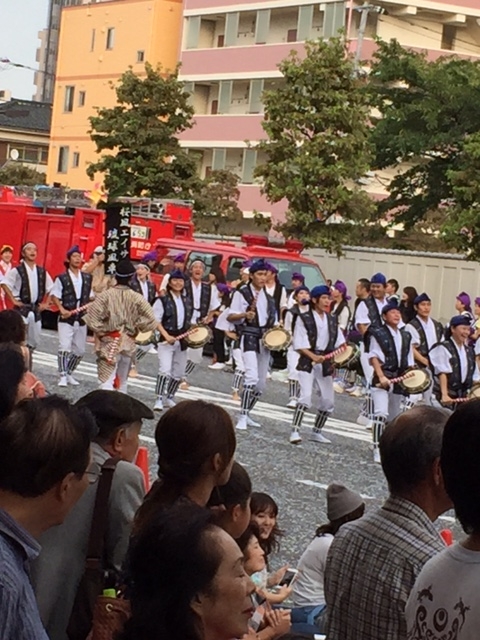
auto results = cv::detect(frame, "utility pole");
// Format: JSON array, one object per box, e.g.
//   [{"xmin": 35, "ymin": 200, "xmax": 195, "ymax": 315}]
[{"xmin": 353, "ymin": 2, "xmax": 384, "ymax": 72}]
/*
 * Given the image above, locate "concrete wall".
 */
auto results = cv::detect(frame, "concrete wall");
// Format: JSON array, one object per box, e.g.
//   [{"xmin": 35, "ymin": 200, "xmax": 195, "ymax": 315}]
[{"xmin": 306, "ymin": 246, "xmax": 480, "ymax": 324}]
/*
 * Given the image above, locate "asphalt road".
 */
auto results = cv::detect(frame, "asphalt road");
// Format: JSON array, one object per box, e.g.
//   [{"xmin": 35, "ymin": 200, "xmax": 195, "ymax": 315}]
[{"xmin": 33, "ymin": 329, "xmax": 461, "ymax": 568}]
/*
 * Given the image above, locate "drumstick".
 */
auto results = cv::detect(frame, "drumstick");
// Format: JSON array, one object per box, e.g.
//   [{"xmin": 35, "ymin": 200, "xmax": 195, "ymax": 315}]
[
  {"xmin": 324, "ymin": 344, "xmax": 347, "ymax": 361},
  {"xmin": 374, "ymin": 371, "xmax": 415, "ymax": 388},
  {"xmin": 70, "ymin": 303, "xmax": 90, "ymax": 315},
  {"xmin": 175, "ymin": 326, "xmax": 200, "ymax": 341}
]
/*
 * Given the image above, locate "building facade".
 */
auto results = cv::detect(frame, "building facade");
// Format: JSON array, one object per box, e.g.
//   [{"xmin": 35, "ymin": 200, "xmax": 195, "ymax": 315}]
[
  {"xmin": 179, "ymin": 0, "xmax": 480, "ymax": 222},
  {"xmin": 0, "ymin": 97, "xmax": 51, "ymax": 174},
  {"xmin": 46, "ymin": 0, "xmax": 183, "ymax": 189}
]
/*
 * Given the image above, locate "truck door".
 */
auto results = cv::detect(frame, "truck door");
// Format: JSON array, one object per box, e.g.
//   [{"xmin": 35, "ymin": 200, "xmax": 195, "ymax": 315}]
[{"xmin": 25, "ymin": 216, "xmax": 73, "ymax": 277}]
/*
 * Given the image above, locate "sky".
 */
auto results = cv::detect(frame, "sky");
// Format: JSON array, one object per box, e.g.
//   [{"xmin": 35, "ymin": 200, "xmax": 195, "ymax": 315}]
[{"xmin": 0, "ymin": 0, "xmax": 50, "ymax": 100}]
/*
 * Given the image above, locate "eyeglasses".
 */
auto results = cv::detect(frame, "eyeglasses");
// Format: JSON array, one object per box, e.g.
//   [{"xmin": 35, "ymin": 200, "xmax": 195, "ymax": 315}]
[{"xmin": 86, "ymin": 466, "xmax": 101, "ymax": 485}]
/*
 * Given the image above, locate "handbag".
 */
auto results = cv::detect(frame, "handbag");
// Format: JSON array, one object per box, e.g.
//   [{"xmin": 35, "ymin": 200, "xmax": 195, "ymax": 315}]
[
  {"xmin": 67, "ymin": 456, "xmax": 120, "ymax": 640},
  {"xmin": 86, "ymin": 594, "xmax": 130, "ymax": 640}
]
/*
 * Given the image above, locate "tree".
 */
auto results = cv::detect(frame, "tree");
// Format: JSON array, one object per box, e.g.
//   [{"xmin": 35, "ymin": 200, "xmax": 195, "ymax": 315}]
[
  {"xmin": 368, "ymin": 39, "xmax": 480, "ymax": 258},
  {"xmin": 254, "ymin": 37, "xmax": 374, "ymax": 253},
  {"xmin": 193, "ymin": 170, "xmax": 243, "ymax": 234},
  {"xmin": 0, "ymin": 163, "xmax": 46, "ymax": 186},
  {"xmin": 87, "ymin": 63, "xmax": 200, "ymax": 199}
]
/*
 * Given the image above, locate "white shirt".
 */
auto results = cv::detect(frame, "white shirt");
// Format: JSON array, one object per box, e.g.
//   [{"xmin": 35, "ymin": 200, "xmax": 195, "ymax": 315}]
[
  {"xmin": 265, "ymin": 283, "xmax": 288, "ymax": 310},
  {"xmin": 284, "ymin": 304, "xmax": 309, "ymax": 333},
  {"xmin": 405, "ymin": 316, "xmax": 439, "ymax": 350},
  {"xmin": 3, "ymin": 261, "xmax": 54, "ymax": 302},
  {"xmin": 355, "ymin": 297, "xmax": 386, "ymax": 328},
  {"xmin": 51, "ymin": 269, "xmax": 84, "ymax": 304},
  {"xmin": 292, "ymin": 534, "xmax": 333, "ymax": 607},
  {"xmin": 229, "ymin": 285, "xmax": 274, "ymax": 328},
  {"xmin": 429, "ymin": 340, "xmax": 480, "ymax": 382},
  {"xmin": 368, "ymin": 325, "xmax": 415, "ymax": 367},
  {"xmin": 139, "ymin": 279, "xmax": 149, "ymax": 301},
  {"xmin": 153, "ymin": 294, "xmax": 185, "ymax": 330},
  {"xmin": 331, "ymin": 301, "xmax": 350, "ymax": 332},
  {"xmin": 215, "ymin": 307, "xmax": 235, "ymax": 332},
  {"xmin": 406, "ymin": 543, "xmax": 480, "ymax": 640},
  {"xmin": 293, "ymin": 311, "xmax": 345, "ymax": 352}
]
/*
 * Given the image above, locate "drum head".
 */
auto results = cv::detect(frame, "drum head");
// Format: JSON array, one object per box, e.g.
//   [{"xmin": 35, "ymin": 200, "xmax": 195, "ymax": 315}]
[
  {"xmin": 334, "ymin": 345, "xmax": 355, "ymax": 366},
  {"xmin": 135, "ymin": 331, "xmax": 153, "ymax": 345},
  {"xmin": 263, "ymin": 328, "xmax": 291, "ymax": 351},
  {"xmin": 402, "ymin": 369, "xmax": 429, "ymax": 391},
  {"xmin": 187, "ymin": 326, "xmax": 210, "ymax": 346},
  {"xmin": 470, "ymin": 384, "xmax": 480, "ymax": 399}
]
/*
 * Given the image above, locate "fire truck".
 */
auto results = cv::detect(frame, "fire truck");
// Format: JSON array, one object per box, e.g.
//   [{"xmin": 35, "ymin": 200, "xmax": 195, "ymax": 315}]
[{"xmin": 0, "ymin": 186, "xmax": 194, "ymax": 276}]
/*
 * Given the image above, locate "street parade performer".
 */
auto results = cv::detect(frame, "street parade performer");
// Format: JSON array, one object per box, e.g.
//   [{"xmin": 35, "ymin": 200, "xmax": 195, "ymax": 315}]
[
  {"xmin": 85, "ymin": 259, "xmax": 157, "ymax": 392},
  {"xmin": 289, "ymin": 284, "xmax": 345, "ymax": 446},
  {"xmin": 429, "ymin": 314, "xmax": 479, "ymax": 409},
  {"xmin": 368, "ymin": 299, "xmax": 414, "ymax": 463},
  {"xmin": 2, "ymin": 241, "xmax": 54, "ymax": 365},
  {"xmin": 50, "ymin": 245, "xmax": 93, "ymax": 387},
  {"xmin": 228, "ymin": 258, "xmax": 277, "ymax": 431}
]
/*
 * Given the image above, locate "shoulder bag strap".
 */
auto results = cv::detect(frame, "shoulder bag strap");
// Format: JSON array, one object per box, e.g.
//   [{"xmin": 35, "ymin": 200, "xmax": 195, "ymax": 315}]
[{"xmin": 85, "ymin": 456, "xmax": 120, "ymax": 571}]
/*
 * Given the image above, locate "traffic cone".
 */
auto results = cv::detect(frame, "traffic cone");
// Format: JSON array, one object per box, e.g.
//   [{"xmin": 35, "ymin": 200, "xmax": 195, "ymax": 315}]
[
  {"xmin": 440, "ymin": 528, "xmax": 453, "ymax": 546},
  {"xmin": 135, "ymin": 446, "xmax": 150, "ymax": 491},
  {"xmin": 113, "ymin": 375, "xmax": 120, "ymax": 389}
]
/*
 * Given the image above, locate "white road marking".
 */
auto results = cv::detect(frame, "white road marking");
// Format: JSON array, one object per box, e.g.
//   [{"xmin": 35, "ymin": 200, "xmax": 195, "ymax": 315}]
[{"xmin": 34, "ymin": 351, "xmax": 371, "ymax": 444}]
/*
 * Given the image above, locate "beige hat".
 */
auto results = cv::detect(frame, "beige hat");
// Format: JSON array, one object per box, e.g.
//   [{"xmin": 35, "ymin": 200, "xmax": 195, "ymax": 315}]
[{"xmin": 327, "ymin": 483, "xmax": 364, "ymax": 521}]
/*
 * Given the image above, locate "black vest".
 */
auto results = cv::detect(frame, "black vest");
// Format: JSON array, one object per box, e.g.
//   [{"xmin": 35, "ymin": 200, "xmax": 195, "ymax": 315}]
[
  {"xmin": 238, "ymin": 285, "xmax": 276, "ymax": 353},
  {"xmin": 158, "ymin": 292, "xmax": 193, "ymax": 351},
  {"xmin": 369, "ymin": 325, "xmax": 411, "ymax": 394},
  {"xmin": 129, "ymin": 276, "xmax": 156, "ymax": 306},
  {"xmin": 363, "ymin": 296, "xmax": 385, "ymax": 350},
  {"xmin": 433, "ymin": 339, "xmax": 476, "ymax": 400},
  {"xmin": 331, "ymin": 299, "xmax": 351, "ymax": 332},
  {"xmin": 297, "ymin": 310, "xmax": 338, "ymax": 376},
  {"xmin": 408, "ymin": 316, "xmax": 444, "ymax": 358},
  {"xmin": 16, "ymin": 262, "xmax": 47, "ymax": 322},
  {"xmin": 58, "ymin": 271, "xmax": 92, "ymax": 326},
  {"xmin": 285, "ymin": 305, "xmax": 302, "ymax": 337},
  {"xmin": 184, "ymin": 280, "xmax": 213, "ymax": 320},
  {"xmin": 268, "ymin": 281, "xmax": 285, "ymax": 316}
]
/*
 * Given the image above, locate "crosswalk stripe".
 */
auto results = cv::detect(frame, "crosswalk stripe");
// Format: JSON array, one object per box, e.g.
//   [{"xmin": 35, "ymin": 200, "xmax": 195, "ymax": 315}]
[{"xmin": 33, "ymin": 351, "xmax": 371, "ymax": 444}]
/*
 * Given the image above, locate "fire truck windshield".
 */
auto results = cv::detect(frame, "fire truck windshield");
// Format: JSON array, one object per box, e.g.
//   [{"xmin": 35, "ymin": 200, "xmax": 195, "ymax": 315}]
[{"xmin": 258, "ymin": 259, "xmax": 325, "ymax": 290}]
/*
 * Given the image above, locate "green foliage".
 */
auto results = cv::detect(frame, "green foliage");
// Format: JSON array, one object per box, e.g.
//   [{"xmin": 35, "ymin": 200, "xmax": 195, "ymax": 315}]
[
  {"xmin": 0, "ymin": 163, "xmax": 46, "ymax": 186},
  {"xmin": 255, "ymin": 37, "xmax": 374, "ymax": 254},
  {"xmin": 369, "ymin": 39, "xmax": 480, "ymax": 258},
  {"xmin": 193, "ymin": 170, "xmax": 243, "ymax": 234},
  {"xmin": 87, "ymin": 63, "xmax": 200, "ymax": 199}
]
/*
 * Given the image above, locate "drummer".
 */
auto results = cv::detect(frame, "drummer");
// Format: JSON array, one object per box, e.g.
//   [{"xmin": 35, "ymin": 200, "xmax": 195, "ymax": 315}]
[
  {"xmin": 368, "ymin": 300, "xmax": 415, "ymax": 463},
  {"xmin": 405, "ymin": 292, "xmax": 444, "ymax": 404},
  {"xmin": 152, "ymin": 269, "xmax": 193, "ymax": 412},
  {"xmin": 284, "ymin": 285, "xmax": 311, "ymax": 408},
  {"xmin": 429, "ymin": 315, "xmax": 478, "ymax": 409},
  {"xmin": 289, "ymin": 284, "xmax": 345, "ymax": 446},
  {"xmin": 181, "ymin": 259, "xmax": 221, "ymax": 387},
  {"xmin": 227, "ymin": 259, "xmax": 277, "ymax": 431},
  {"xmin": 129, "ymin": 260, "xmax": 158, "ymax": 376}
]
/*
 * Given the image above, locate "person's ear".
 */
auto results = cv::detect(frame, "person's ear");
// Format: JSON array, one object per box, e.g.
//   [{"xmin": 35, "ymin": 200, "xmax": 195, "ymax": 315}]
[
  {"xmin": 212, "ymin": 452, "xmax": 223, "ymax": 474},
  {"xmin": 190, "ymin": 592, "xmax": 207, "ymax": 617},
  {"xmin": 431, "ymin": 457, "xmax": 443, "ymax": 488},
  {"xmin": 111, "ymin": 428, "xmax": 125, "ymax": 454},
  {"xmin": 231, "ymin": 504, "xmax": 242, "ymax": 523},
  {"xmin": 55, "ymin": 471, "xmax": 77, "ymax": 503}
]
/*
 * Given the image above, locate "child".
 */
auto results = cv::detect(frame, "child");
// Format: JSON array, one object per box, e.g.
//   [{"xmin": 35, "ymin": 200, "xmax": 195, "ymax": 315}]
[
  {"xmin": 207, "ymin": 461, "xmax": 252, "ymax": 538},
  {"xmin": 284, "ymin": 287, "xmax": 311, "ymax": 408},
  {"xmin": 250, "ymin": 492, "xmax": 289, "ymax": 594},
  {"xmin": 291, "ymin": 483, "xmax": 364, "ymax": 634}
]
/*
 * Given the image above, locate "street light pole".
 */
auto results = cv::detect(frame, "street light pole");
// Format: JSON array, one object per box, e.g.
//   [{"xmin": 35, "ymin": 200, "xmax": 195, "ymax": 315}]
[{"xmin": 353, "ymin": 2, "xmax": 385, "ymax": 72}]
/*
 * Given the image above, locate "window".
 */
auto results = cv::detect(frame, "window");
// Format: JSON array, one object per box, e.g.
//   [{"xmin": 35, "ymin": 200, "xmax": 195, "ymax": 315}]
[
  {"xmin": 90, "ymin": 28, "xmax": 96, "ymax": 52},
  {"xmin": 8, "ymin": 144, "xmax": 48, "ymax": 165},
  {"xmin": 57, "ymin": 146, "xmax": 69, "ymax": 173},
  {"xmin": 106, "ymin": 27, "xmax": 115, "ymax": 50},
  {"xmin": 137, "ymin": 50, "xmax": 145, "ymax": 63},
  {"xmin": 78, "ymin": 91, "xmax": 86, "ymax": 107},
  {"xmin": 217, "ymin": 34, "xmax": 224, "ymax": 47},
  {"xmin": 187, "ymin": 251, "xmax": 223, "ymax": 274},
  {"xmin": 287, "ymin": 29, "xmax": 297, "ymax": 42},
  {"xmin": 72, "ymin": 152, "xmax": 80, "ymax": 168},
  {"xmin": 63, "ymin": 86, "xmax": 75, "ymax": 112},
  {"xmin": 441, "ymin": 24, "xmax": 456, "ymax": 51},
  {"xmin": 227, "ymin": 256, "xmax": 245, "ymax": 281}
]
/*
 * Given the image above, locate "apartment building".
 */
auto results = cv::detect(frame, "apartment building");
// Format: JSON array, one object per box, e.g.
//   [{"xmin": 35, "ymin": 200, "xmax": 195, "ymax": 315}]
[
  {"xmin": 179, "ymin": 0, "xmax": 480, "ymax": 222},
  {"xmin": 46, "ymin": 0, "xmax": 183, "ymax": 188}
]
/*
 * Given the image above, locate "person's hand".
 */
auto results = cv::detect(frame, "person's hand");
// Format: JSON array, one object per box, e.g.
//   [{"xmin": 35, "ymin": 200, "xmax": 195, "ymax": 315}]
[
  {"xmin": 13, "ymin": 299, "xmax": 24, "ymax": 308},
  {"xmin": 270, "ymin": 584, "xmax": 292, "ymax": 602},
  {"xmin": 268, "ymin": 565, "xmax": 288, "ymax": 587},
  {"xmin": 241, "ymin": 627, "xmax": 257, "ymax": 640},
  {"xmin": 441, "ymin": 394, "xmax": 454, "ymax": 405},
  {"xmin": 264, "ymin": 608, "xmax": 291, "ymax": 637},
  {"xmin": 165, "ymin": 334, "xmax": 176, "ymax": 345},
  {"xmin": 312, "ymin": 354, "xmax": 325, "ymax": 364},
  {"xmin": 379, "ymin": 375, "xmax": 391, "ymax": 389},
  {"xmin": 245, "ymin": 310, "xmax": 256, "ymax": 321},
  {"xmin": 60, "ymin": 309, "xmax": 73, "ymax": 319},
  {"xmin": 38, "ymin": 302, "xmax": 49, "ymax": 312}
]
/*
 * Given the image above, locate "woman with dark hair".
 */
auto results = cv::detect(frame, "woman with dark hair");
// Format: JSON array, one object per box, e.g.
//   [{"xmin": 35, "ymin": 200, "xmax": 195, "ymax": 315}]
[
  {"xmin": 0, "ymin": 310, "xmax": 47, "ymax": 395},
  {"xmin": 133, "ymin": 400, "xmax": 236, "ymax": 535},
  {"xmin": 208, "ymin": 461, "xmax": 252, "ymax": 538},
  {"xmin": 399, "ymin": 286, "xmax": 418, "ymax": 324},
  {"xmin": 0, "ymin": 343, "xmax": 34, "ymax": 420},
  {"xmin": 209, "ymin": 264, "xmax": 227, "ymax": 285},
  {"xmin": 290, "ymin": 484, "xmax": 365, "ymax": 634},
  {"xmin": 119, "ymin": 504, "xmax": 256, "ymax": 640}
]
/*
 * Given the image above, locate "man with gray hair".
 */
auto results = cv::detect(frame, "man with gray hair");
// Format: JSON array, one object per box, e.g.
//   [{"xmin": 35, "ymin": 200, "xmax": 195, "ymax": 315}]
[{"xmin": 325, "ymin": 406, "xmax": 452, "ymax": 640}]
